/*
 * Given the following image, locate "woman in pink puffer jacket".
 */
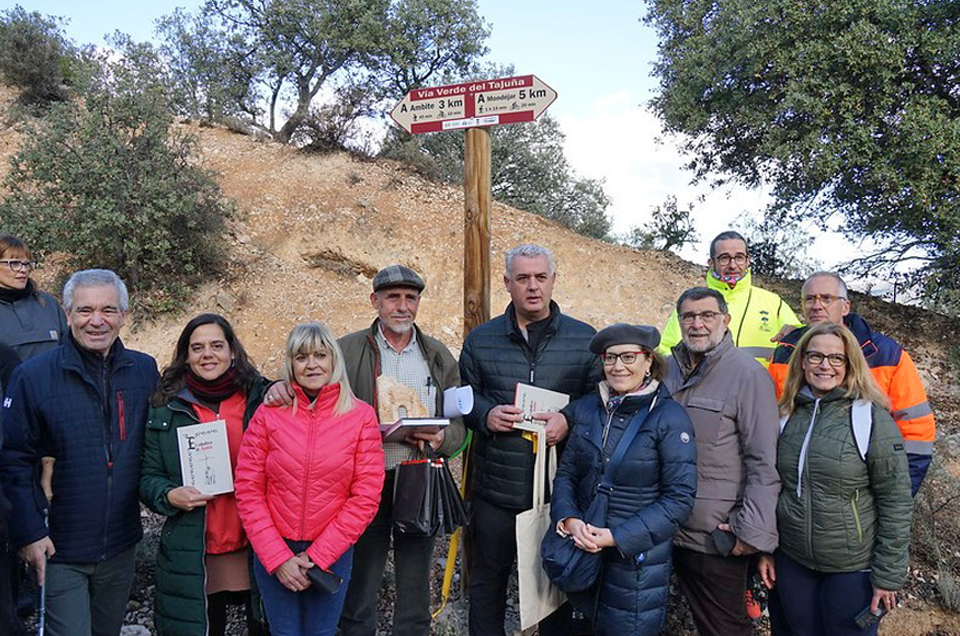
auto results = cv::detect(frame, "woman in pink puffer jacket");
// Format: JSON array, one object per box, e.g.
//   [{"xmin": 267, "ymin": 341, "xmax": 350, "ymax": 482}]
[{"xmin": 235, "ymin": 322, "xmax": 384, "ymax": 636}]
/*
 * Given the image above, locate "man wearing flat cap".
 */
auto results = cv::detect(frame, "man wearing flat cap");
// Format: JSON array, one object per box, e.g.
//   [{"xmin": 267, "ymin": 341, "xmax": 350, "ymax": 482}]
[
  {"xmin": 459, "ymin": 244, "xmax": 602, "ymax": 636},
  {"xmin": 662, "ymin": 287, "xmax": 780, "ymax": 636},
  {"xmin": 337, "ymin": 264, "xmax": 466, "ymax": 636}
]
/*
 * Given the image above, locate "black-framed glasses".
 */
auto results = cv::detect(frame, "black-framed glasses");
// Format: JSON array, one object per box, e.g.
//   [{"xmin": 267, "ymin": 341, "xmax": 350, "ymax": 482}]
[
  {"xmin": 601, "ymin": 350, "xmax": 648, "ymax": 366},
  {"xmin": 0, "ymin": 259, "xmax": 33, "ymax": 272},
  {"xmin": 715, "ymin": 253, "xmax": 748, "ymax": 266},
  {"xmin": 803, "ymin": 293, "xmax": 845, "ymax": 306},
  {"xmin": 804, "ymin": 351, "xmax": 847, "ymax": 368},
  {"xmin": 679, "ymin": 310, "xmax": 722, "ymax": 324}
]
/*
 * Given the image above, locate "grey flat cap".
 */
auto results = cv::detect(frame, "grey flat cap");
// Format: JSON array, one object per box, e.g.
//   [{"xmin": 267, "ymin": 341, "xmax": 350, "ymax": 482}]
[
  {"xmin": 589, "ymin": 323, "xmax": 661, "ymax": 354},
  {"xmin": 373, "ymin": 264, "xmax": 425, "ymax": 292}
]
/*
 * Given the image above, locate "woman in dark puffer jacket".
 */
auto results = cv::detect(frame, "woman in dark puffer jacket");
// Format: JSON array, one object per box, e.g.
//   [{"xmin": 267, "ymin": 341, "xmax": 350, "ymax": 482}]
[
  {"xmin": 551, "ymin": 324, "xmax": 698, "ymax": 635},
  {"xmin": 140, "ymin": 314, "xmax": 270, "ymax": 636}
]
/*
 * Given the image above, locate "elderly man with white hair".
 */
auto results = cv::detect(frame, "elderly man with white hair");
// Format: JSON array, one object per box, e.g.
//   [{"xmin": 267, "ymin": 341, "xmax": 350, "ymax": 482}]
[{"xmin": 1, "ymin": 269, "xmax": 158, "ymax": 636}]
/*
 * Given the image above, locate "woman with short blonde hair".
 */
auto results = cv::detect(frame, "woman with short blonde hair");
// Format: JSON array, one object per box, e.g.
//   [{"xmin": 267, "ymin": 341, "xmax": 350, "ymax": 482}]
[{"xmin": 235, "ymin": 322, "xmax": 383, "ymax": 636}]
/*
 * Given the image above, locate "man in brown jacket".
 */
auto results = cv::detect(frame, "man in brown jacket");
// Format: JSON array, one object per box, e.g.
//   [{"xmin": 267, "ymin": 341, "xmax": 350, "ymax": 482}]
[{"xmin": 663, "ymin": 286, "xmax": 780, "ymax": 636}]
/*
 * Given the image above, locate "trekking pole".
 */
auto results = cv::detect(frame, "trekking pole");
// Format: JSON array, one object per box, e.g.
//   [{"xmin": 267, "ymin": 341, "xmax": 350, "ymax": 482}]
[{"xmin": 37, "ymin": 509, "xmax": 48, "ymax": 636}]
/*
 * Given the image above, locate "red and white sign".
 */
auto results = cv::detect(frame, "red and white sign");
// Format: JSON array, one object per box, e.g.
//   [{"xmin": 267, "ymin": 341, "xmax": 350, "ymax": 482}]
[{"xmin": 390, "ymin": 74, "xmax": 557, "ymax": 135}]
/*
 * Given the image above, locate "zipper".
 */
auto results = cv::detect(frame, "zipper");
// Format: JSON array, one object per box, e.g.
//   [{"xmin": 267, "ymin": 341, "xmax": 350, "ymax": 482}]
[
  {"xmin": 851, "ymin": 489, "xmax": 863, "ymax": 542},
  {"xmin": 101, "ymin": 360, "xmax": 112, "ymax": 560},
  {"xmin": 117, "ymin": 391, "xmax": 126, "ymax": 441},
  {"xmin": 800, "ymin": 399, "xmax": 820, "ymax": 563},
  {"xmin": 298, "ymin": 405, "xmax": 318, "ymax": 537}
]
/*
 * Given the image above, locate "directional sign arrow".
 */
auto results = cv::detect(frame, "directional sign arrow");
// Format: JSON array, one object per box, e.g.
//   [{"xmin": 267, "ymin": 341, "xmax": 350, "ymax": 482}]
[{"xmin": 390, "ymin": 74, "xmax": 557, "ymax": 135}]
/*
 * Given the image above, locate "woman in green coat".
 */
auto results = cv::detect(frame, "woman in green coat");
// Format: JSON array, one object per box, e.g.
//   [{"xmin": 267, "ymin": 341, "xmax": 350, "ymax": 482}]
[
  {"xmin": 140, "ymin": 314, "xmax": 270, "ymax": 636},
  {"xmin": 759, "ymin": 322, "xmax": 912, "ymax": 636}
]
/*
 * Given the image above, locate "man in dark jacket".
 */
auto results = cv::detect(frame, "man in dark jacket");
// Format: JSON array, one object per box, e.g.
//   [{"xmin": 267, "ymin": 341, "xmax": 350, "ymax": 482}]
[
  {"xmin": 663, "ymin": 287, "xmax": 780, "ymax": 636},
  {"xmin": 1, "ymin": 269, "xmax": 158, "ymax": 636},
  {"xmin": 0, "ymin": 341, "xmax": 28, "ymax": 636},
  {"xmin": 338, "ymin": 265, "xmax": 466, "ymax": 636},
  {"xmin": 459, "ymin": 244, "xmax": 601, "ymax": 636}
]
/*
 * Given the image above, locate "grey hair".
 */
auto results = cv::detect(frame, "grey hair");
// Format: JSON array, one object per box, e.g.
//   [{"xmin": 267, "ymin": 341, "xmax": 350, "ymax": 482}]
[
  {"xmin": 676, "ymin": 286, "xmax": 729, "ymax": 315},
  {"xmin": 62, "ymin": 269, "xmax": 129, "ymax": 312},
  {"xmin": 802, "ymin": 272, "xmax": 848, "ymax": 299},
  {"xmin": 709, "ymin": 231, "xmax": 748, "ymax": 259},
  {"xmin": 282, "ymin": 322, "xmax": 356, "ymax": 415},
  {"xmin": 504, "ymin": 244, "xmax": 555, "ymax": 278}
]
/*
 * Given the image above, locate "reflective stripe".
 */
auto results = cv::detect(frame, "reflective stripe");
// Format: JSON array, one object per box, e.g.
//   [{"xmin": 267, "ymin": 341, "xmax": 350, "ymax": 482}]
[
  {"xmin": 740, "ymin": 345, "xmax": 774, "ymax": 360},
  {"xmin": 904, "ymin": 440, "xmax": 934, "ymax": 456},
  {"xmin": 892, "ymin": 401, "xmax": 933, "ymax": 421}
]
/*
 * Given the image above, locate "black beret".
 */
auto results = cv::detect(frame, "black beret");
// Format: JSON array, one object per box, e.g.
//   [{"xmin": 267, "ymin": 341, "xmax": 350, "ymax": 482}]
[{"xmin": 589, "ymin": 323, "xmax": 661, "ymax": 355}]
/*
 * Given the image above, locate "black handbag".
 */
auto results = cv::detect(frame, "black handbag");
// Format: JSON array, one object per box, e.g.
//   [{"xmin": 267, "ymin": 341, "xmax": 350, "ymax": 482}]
[
  {"xmin": 393, "ymin": 451, "xmax": 467, "ymax": 537},
  {"xmin": 540, "ymin": 398, "xmax": 654, "ymax": 593},
  {"xmin": 392, "ymin": 458, "xmax": 439, "ymax": 536}
]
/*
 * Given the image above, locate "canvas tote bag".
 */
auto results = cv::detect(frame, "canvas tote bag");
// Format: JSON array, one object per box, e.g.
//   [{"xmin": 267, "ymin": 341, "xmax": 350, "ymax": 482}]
[{"xmin": 516, "ymin": 432, "xmax": 565, "ymax": 630}]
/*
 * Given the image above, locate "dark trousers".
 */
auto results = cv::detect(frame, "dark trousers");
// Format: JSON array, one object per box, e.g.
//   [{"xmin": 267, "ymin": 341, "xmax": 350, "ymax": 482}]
[
  {"xmin": 769, "ymin": 551, "xmax": 878, "ymax": 636},
  {"xmin": 207, "ymin": 589, "xmax": 263, "ymax": 636},
  {"xmin": 254, "ymin": 542, "xmax": 353, "ymax": 636},
  {"xmin": 0, "ymin": 519, "xmax": 27, "ymax": 636},
  {"xmin": 673, "ymin": 546, "xmax": 752, "ymax": 636},
  {"xmin": 339, "ymin": 469, "xmax": 435, "ymax": 636},
  {"xmin": 468, "ymin": 495, "xmax": 577, "ymax": 636},
  {"xmin": 44, "ymin": 545, "xmax": 137, "ymax": 636}
]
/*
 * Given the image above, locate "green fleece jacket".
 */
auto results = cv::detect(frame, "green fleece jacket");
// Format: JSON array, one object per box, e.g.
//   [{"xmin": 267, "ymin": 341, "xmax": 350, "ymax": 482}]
[
  {"xmin": 337, "ymin": 320, "xmax": 466, "ymax": 458},
  {"xmin": 776, "ymin": 389, "xmax": 913, "ymax": 590}
]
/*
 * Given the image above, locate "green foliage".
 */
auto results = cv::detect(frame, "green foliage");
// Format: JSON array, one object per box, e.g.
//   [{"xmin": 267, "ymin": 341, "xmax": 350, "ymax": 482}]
[
  {"xmin": 372, "ymin": 0, "xmax": 490, "ymax": 99},
  {"xmin": 646, "ymin": 0, "xmax": 960, "ymax": 304},
  {"xmin": 382, "ymin": 112, "xmax": 612, "ymax": 239},
  {"xmin": 0, "ymin": 5, "xmax": 76, "ymax": 106},
  {"xmin": 736, "ymin": 214, "xmax": 820, "ymax": 279},
  {"xmin": 622, "ymin": 196, "xmax": 698, "ymax": 251},
  {"xmin": 0, "ymin": 52, "xmax": 232, "ymax": 313}
]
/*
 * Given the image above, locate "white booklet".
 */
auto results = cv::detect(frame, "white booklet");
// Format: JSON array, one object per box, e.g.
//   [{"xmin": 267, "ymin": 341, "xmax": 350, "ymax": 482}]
[
  {"xmin": 513, "ymin": 383, "xmax": 569, "ymax": 433},
  {"xmin": 177, "ymin": 419, "xmax": 234, "ymax": 495},
  {"xmin": 443, "ymin": 385, "xmax": 474, "ymax": 418}
]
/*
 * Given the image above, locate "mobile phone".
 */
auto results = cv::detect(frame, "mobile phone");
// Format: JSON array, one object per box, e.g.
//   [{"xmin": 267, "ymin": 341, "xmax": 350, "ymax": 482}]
[
  {"xmin": 710, "ymin": 528, "xmax": 736, "ymax": 557},
  {"xmin": 305, "ymin": 567, "xmax": 343, "ymax": 595},
  {"xmin": 854, "ymin": 604, "xmax": 887, "ymax": 630}
]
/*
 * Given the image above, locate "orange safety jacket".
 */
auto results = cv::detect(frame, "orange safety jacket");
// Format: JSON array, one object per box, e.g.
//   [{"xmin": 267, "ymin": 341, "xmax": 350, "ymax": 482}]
[{"xmin": 769, "ymin": 313, "xmax": 935, "ymax": 460}]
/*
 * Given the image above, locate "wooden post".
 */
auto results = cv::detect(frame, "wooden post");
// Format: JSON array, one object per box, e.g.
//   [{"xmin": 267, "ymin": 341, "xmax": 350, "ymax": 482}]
[
  {"xmin": 460, "ymin": 126, "xmax": 491, "ymax": 599},
  {"xmin": 463, "ymin": 127, "xmax": 492, "ymax": 336}
]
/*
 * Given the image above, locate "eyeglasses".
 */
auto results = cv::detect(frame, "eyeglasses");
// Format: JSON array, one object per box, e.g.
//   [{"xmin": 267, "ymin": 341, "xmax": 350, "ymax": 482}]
[
  {"xmin": 679, "ymin": 310, "xmax": 722, "ymax": 324},
  {"xmin": 803, "ymin": 351, "xmax": 847, "ymax": 368},
  {"xmin": 0, "ymin": 259, "xmax": 34, "ymax": 272},
  {"xmin": 803, "ymin": 294, "xmax": 845, "ymax": 306},
  {"xmin": 601, "ymin": 350, "xmax": 648, "ymax": 366},
  {"xmin": 714, "ymin": 253, "xmax": 748, "ymax": 266}
]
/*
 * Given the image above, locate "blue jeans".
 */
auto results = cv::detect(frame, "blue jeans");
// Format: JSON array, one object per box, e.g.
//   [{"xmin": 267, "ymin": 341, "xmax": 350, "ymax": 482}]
[
  {"xmin": 769, "ymin": 550, "xmax": 879, "ymax": 636},
  {"xmin": 254, "ymin": 541, "xmax": 353, "ymax": 636}
]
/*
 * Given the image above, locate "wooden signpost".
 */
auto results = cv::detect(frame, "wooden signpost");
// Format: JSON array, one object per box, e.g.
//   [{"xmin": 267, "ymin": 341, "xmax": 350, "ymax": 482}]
[
  {"xmin": 391, "ymin": 74, "xmax": 557, "ymax": 600},
  {"xmin": 391, "ymin": 74, "xmax": 557, "ymax": 335}
]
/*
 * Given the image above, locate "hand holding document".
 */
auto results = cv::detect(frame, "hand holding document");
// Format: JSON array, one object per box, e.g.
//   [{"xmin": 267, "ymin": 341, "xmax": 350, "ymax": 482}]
[
  {"xmin": 177, "ymin": 420, "xmax": 234, "ymax": 495},
  {"xmin": 513, "ymin": 383, "xmax": 569, "ymax": 434}
]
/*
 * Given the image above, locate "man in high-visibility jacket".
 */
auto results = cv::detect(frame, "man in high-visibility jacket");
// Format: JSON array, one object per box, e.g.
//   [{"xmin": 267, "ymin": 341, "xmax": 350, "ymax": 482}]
[
  {"xmin": 769, "ymin": 271, "xmax": 935, "ymax": 495},
  {"xmin": 659, "ymin": 231, "xmax": 799, "ymax": 367}
]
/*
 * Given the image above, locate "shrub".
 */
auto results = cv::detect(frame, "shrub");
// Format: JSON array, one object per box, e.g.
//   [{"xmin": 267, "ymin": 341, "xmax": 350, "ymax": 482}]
[
  {"xmin": 0, "ymin": 52, "xmax": 232, "ymax": 314},
  {"xmin": 0, "ymin": 6, "xmax": 75, "ymax": 106}
]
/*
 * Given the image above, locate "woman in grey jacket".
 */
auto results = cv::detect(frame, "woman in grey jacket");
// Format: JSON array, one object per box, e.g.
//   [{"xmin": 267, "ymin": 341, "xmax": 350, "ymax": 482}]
[
  {"xmin": 0, "ymin": 236, "xmax": 67, "ymax": 360},
  {"xmin": 759, "ymin": 322, "xmax": 912, "ymax": 636}
]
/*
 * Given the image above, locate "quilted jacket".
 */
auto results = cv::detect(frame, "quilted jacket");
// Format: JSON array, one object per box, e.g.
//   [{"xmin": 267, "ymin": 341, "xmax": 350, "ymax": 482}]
[
  {"xmin": 234, "ymin": 382, "xmax": 384, "ymax": 574},
  {"xmin": 552, "ymin": 382, "xmax": 697, "ymax": 634},
  {"xmin": 459, "ymin": 301, "xmax": 601, "ymax": 510}
]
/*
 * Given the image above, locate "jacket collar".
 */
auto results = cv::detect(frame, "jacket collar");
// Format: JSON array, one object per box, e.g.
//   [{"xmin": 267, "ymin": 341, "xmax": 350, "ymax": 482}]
[
  {"xmin": 62, "ymin": 332, "xmax": 131, "ymax": 379},
  {"xmin": 796, "ymin": 385, "xmax": 848, "ymax": 406},
  {"xmin": 707, "ymin": 269, "xmax": 752, "ymax": 297},
  {"xmin": 292, "ymin": 381, "xmax": 342, "ymax": 413},
  {"xmin": 365, "ymin": 318, "xmax": 434, "ymax": 360},
  {"xmin": 671, "ymin": 330, "xmax": 735, "ymax": 382},
  {"xmin": 504, "ymin": 300, "xmax": 561, "ymax": 339}
]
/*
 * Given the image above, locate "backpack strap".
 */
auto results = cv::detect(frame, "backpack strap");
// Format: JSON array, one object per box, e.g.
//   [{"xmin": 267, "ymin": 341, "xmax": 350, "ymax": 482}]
[{"xmin": 850, "ymin": 399, "xmax": 873, "ymax": 462}]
